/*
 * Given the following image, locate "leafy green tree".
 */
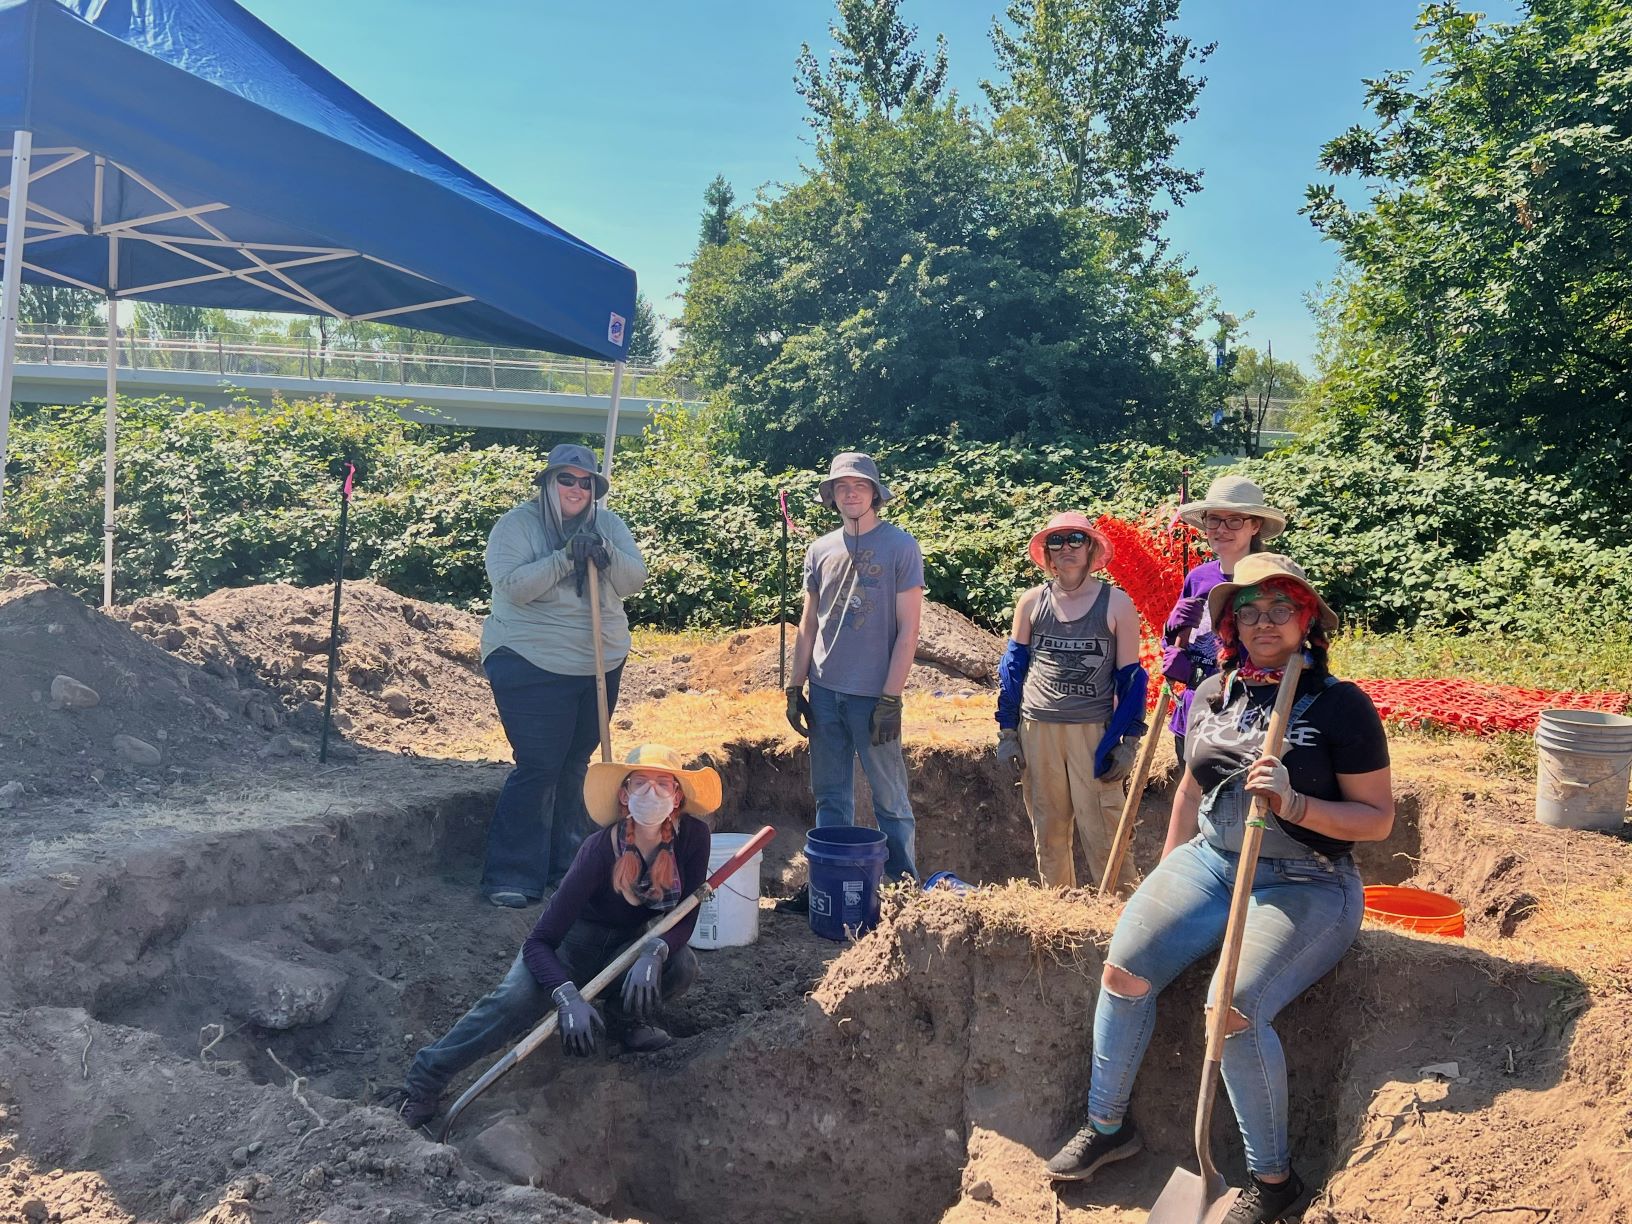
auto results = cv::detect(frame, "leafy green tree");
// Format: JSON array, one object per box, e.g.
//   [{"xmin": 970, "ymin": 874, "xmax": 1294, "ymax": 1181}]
[
  {"xmin": 1231, "ymin": 342, "xmax": 1306, "ymax": 455},
  {"xmin": 18, "ymin": 285, "xmax": 102, "ymax": 330},
  {"xmin": 795, "ymin": 0, "xmax": 948, "ymax": 127},
  {"xmin": 699, "ymin": 175, "xmax": 735, "ymax": 248},
  {"xmin": 984, "ymin": 0, "xmax": 1213, "ymax": 237},
  {"xmin": 626, "ymin": 292, "xmax": 665, "ymax": 366},
  {"xmin": 132, "ymin": 302, "xmax": 211, "ymax": 338},
  {"xmin": 1303, "ymin": 0, "xmax": 1632, "ymax": 486}
]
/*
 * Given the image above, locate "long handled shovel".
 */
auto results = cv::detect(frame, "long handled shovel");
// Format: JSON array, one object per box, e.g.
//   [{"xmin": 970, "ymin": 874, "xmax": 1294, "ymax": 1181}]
[
  {"xmin": 585, "ymin": 562, "xmax": 613, "ymax": 764},
  {"xmin": 1099, "ymin": 683, "xmax": 1173, "ymax": 897},
  {"xmin": 318, "ymin": 459, "xmax": 355, "ymax": 766},
  {"xmin": 439, "ymin": 824, "xmax": 775, "ymax": 1143},
  {"xmin": 1147, "ymin": 654, "xmax": 1305, "ymax": 1224}
]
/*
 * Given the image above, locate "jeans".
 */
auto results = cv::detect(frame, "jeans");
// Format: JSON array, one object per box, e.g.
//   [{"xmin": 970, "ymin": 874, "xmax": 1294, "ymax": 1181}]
[
  {"xmin": 404, "ymin": 921, "xmax": 699, "ymax": 1102},
  {"xmin": 481, "ymin": 648, "xmax": 623, "ymax": 899},
  {"xmin": 1087, "ymin": 838, "xmax": 1362, "ymax": 1177},
  {"xmin": 808, "ymin": 683, "xmax": 918, "ymax": 881}
]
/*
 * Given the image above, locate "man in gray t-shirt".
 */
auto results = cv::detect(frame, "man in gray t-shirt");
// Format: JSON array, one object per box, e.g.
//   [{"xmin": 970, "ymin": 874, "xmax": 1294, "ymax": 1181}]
[{"xmin": 784, "ymin": 453, "xmax": 925, "ymax": 898}]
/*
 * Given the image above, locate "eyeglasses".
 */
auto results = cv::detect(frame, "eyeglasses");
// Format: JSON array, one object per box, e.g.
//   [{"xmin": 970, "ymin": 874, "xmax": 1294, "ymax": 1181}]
[
  {"xmin": 626, "ymin": 775, "xmax": 679, "ymax": 798},
  {"xmin": 1234, "ymin": 604, "xmax": 1299, "ymax": 627},
  {"xmin": 1202, "ymin": 514, "xmax": 1250, "ymax": 532},
  {"xmin": 555, "ymin": 472, "xmax": 597, "ymax": 490},
  {"xmin": 1045, "ymin": 531, "xmax": 1090, "ymax": 552}
]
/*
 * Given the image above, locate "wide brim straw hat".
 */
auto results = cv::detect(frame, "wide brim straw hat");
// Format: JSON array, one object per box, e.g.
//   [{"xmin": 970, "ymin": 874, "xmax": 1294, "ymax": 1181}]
[
  {"xmin": 584, "ymin": 743, "xmax": 723, "ymax": 828},
  {"xmin": 1207, "ymin": 553, "xmax": 1338, "ymax": 632},
  {"xmin": 1177, "ymin": 475, "xmax": 1287, "ymax": 540},
  {"xmin": 816, "ymin": 451, "xmax": 893, "ymax": 508},
  {"xmin": 535, "ymin": 442, "xmax": 609, "ymax": 499},
  {"xmin": 1027, "ymin": 511, "xmax": 1113, "ymax": 571}
]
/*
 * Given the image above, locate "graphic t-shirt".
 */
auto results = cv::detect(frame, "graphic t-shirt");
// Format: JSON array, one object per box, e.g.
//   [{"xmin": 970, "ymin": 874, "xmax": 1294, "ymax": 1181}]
[
  {"xmin": 804, "ymin": 521, "xmax": 925, "ymax": 698},
  {"xmin": 1186, "ymin": 670, "xmax": 1390, "ymax": 857}
]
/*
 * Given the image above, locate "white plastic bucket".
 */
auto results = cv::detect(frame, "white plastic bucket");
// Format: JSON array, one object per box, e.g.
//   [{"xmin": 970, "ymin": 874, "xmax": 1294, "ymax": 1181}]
[
  {"xmin": 1535, "ymin": 710, "xmax": 1632, "ymax": 833},
  {"xmin": 689, "ymin": 833, "xmax": 763, "ymax": 949}
]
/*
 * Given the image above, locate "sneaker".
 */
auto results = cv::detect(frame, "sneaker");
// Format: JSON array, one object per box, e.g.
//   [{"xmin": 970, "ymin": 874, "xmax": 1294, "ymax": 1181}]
[
  {"xmin": 1044, "ymin": 1117, "xmax": 1142, "ymax": 1182},
  {"xmin": 487, "ymin": 891, "xmax": 530, "ymax": 909},
  {"xmin": 398, "ymin": 1094, "xmax": 437, "ymax": 1129},
  {"xmin": 621, "ymin": 1024, "xmax": 674, "ymax": 1053},
  {"xmin": 1222, "ymin": 1170, "xmax": 1307, "ymax": 1224},
  {"xmin": 774, "ymin": 883, "xmax": 809, "ymax": 914}
]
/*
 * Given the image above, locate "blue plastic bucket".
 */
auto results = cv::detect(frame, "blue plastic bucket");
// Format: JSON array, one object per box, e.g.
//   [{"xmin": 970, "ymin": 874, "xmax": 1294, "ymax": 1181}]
[{"xmin": 805, "ymin": 826, "xmax": 888, "ymax": 941}]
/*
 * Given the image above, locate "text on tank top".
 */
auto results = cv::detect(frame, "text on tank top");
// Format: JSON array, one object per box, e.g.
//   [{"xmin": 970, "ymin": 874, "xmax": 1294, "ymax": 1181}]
[{"xmin": 1020, "ymin": 581, "xmax": 1116, "ymax": 724}]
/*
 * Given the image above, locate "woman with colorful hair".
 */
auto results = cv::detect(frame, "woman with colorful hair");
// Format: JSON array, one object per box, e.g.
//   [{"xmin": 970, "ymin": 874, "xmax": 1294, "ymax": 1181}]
[
  {"xmin": 995, "ymin": 511, "xmax": 1147, "ymax": 891},
  {"xmin": 398, "ymin": 744, "xmax": 719, "ymax": 1129},
  {"xmin": 1162, "ymin": 475, "xmax": 1287, "ymax": 764},
  {"xmin": 1044, "ymin": 555, "xmax": 1392, "ymax": 1224}
]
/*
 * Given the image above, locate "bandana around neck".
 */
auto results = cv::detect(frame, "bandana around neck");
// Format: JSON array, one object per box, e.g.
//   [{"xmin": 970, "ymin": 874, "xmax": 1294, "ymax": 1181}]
[{"xmin": 614, "ymin": 819, "xmax": 680, "ymax": 911}]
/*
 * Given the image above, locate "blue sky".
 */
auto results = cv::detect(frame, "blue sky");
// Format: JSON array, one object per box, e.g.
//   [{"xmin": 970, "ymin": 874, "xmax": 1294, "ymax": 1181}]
[{"xmin": 237, "ymin": 1, "xmax": 1511, "ymax": 371}]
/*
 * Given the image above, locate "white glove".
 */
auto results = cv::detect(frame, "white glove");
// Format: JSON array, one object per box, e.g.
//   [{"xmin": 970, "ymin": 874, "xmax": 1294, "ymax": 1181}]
[{"xmin": 1246, "ymin": 755, "xmax": 1304, "ymax": 823}]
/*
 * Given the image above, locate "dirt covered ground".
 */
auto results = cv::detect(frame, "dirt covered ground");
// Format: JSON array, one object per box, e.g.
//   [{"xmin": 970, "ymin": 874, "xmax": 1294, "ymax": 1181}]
[{"xmin": 3, "ymin": 571, "xmax": 1630, "ymax": 1224}]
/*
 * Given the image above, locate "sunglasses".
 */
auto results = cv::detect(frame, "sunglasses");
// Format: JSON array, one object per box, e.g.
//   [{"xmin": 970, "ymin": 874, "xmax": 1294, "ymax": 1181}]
[
  {"xmin": 554, "ymin": 472, "xmax": 597, "ymax": 490},
  {"xmin": 1045, "ymin": 531, "xmax": 1090, "ymax": 552}
]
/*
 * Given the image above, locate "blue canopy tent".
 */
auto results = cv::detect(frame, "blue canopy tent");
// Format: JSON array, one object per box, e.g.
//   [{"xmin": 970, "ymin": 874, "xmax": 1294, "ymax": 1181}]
[{"xmin": 0, "ymin": 0, "xmax": 637, "ymax": 604}]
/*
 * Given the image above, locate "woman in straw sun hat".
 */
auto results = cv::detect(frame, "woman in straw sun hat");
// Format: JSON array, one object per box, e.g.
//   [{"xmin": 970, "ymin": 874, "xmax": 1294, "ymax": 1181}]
[
  {"xmin": 399, "ymin": 745, "xmax": 720, "ymax": 1128},
  {"xmin": 1044, "ymin": 555, "xmax": 1392, "ymax": 1224},
  {"xmin": 1162, "ymin": 474, "xmax": 1288, "ymax": 764},
  {"xmin": 994, "ymin": 511, "xmax": 1146, "ymax": 892}
]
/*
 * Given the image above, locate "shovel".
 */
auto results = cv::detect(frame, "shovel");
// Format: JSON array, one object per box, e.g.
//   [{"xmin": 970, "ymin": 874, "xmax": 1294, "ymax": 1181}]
[
  {"xmin": 1146, "ymin": 654, "xmax": 1304, "ymax": 1224},
  {"xmin": 584, "ymin": 504, "xmax": 613, "ymax": 764},
  {"xmin": 1098, "ymin": 683, "xmax": 1173, "ymax": 898},
  {"xmin": 439, "ymin": 824, "xmax": 775, "ymax": 1142}
]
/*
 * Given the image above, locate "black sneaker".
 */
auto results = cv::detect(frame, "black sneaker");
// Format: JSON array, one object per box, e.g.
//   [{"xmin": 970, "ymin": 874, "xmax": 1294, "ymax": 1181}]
[
  {"xmin": 1044, "ymin": 1118, "xmax": 1142, "ymax": 1181},
  {"xmin": 1222, "ymin": 1170, "xmax": 1307, "ymax": 1223},
  {"xmin": 398, "ymin": 1094, "xmax": 437, "ymax": 1129},
  {"xmin": 774, "ymin": 883, "xmax": 810, "ymax": 914}
]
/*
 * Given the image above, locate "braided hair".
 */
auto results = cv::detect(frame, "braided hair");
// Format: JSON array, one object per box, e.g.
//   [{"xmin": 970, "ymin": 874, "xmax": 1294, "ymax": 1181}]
[{"xmin": 611, "ymin": 811, "xmax": 681, "ymax": 906}]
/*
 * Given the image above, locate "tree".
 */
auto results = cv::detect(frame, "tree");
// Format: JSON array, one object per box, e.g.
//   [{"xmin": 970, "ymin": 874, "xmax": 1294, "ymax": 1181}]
[
  {"xmin": 795, "ymin": 0, "xmax": 948, "ymax": 128},
  {"xmin": 984, "ymin": 0, "xmax": 1213, "ymax": 239},
  {"xmin": 699, "ymin": 175, "xmax": 735, "ymax": 248},
  {"xmin": 1231, "ymin": 342, "xmax": 1306, "ymax": 456},
  {"xmin": 132, "ymin": 301, "xmax": 211, "ymax": 338},
  {"xmin": 18, "ymin": 285, "xmax": 101, "ymax": 330},
  {"xmin": 626, "ymin": 292, "xmax": 665, "ymax": 366},
  {"xmin": 1303, "ymin": 0, "xmax": 1632, "ymax": 488}
]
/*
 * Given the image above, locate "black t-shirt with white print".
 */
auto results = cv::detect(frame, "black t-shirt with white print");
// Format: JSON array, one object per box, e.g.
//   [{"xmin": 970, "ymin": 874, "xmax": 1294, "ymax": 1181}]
[{"xmin": 1186, "ymin": 670, "xmax": 1390, "ymax": 858}]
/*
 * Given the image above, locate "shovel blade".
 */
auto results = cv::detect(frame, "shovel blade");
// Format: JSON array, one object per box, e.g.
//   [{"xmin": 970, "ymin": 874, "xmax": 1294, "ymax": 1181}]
[{"xmin": 1146, "ymin": 1167, "xmax": 1240, "ymax": 1224}]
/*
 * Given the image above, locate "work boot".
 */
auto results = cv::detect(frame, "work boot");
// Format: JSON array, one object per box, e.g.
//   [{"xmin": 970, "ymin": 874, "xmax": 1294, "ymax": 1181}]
[
  {"xmin": 774, "ymin": 883, "xmax": 809, "ymax": 914},
  {"xmin": 398, "ymin": 1094, "xmax": 437, "ymax": 1129},
  {"xmin": 1222, "ymin": 1170, "xmax": 1307, "ymax": 1223},
  {"xmin": 486, "ymin": 890, "xmax": 530, "ymax": 909},
  {"xmin": 621, "ymin": 1023, "xmax": 674, "ymax": 1053},
  {"xmin": 1044, "ymin": 1117, "xmax": 1141, "ymax": 1181}
]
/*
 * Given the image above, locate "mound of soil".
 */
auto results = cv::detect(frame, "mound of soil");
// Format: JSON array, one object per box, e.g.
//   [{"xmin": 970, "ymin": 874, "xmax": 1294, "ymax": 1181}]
[{"xmin": 0, "ymin": 570, "xmax": 284, "ymax": 809}]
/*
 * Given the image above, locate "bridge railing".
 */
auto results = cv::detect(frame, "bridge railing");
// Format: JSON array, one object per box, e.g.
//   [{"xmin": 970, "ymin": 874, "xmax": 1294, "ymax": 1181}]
[{"xmin": 11, "ymin": 325, "xmax": 696, "ymax": 402}]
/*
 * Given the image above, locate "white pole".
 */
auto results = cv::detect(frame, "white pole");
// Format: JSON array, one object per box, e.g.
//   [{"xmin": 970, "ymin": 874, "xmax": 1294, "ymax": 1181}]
[
  {"xmin": 600, "ymin": 360, "xmax": 625, "ymax": 501},
  {"xmin": 103, "ymin": 236, "xmax": 118, "ymax": 609},
  {"xmin": 0, "ymin": 129, "xmax": 34, "ymax": 521}
]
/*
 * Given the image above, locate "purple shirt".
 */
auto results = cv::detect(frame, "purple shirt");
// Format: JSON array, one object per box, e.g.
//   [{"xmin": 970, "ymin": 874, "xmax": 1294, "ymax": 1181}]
[
  {"xmin": 521, "ymin": 814, "xmax": 710, "ymax": 994},
  {"xmin": 1168, "ymin": 559, "xmax": 1228, "ymax": 740}
]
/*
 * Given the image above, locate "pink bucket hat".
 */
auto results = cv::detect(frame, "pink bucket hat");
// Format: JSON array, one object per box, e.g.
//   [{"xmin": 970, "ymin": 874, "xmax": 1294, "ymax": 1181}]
[{"xmin": 1027, "ymin": 512, "xmax": 1113, "ymax": 571}]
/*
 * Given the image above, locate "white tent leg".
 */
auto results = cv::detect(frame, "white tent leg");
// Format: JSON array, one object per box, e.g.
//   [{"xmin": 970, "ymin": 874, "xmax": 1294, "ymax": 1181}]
[
  {"xmin": 0, "ymin": 129, "xmax": 34, "ymax": 521},
  {"xmin": 103, "ymin": 278, "xmax": 118, "ymax": 608},
  {"xmin": 600, "ymin": 360, "xmax": 625, "ymax": 500}
]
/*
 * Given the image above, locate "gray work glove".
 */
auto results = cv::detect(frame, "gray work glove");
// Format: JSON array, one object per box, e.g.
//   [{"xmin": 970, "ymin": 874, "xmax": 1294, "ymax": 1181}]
[
  {"xmin": 1101, "ymin": 735, "xmax": 1141, "ymax": 783},
  {"xmin": 996, "ymin": 728, "xmax": 1024, "ymax": 776},
  {"xmin": 870, "ymin": 694, "xmax": 903, "ymax": 745},
  {"xmin": 620, "ymin": 936, "xmax": 669, "ymax": 1023},
  {"xmin": 785, "ymin": 686, "xmax": 812, "ymax": 737},
  {"xmin": 551, "ymin": 983, "xmax": 604, "ymax": 1058}
]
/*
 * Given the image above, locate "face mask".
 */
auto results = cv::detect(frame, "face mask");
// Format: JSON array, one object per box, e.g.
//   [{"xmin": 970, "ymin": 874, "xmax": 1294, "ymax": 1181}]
[{"xmin": 626, "ymin": 786, "xmax": 674, "ymax": 828}]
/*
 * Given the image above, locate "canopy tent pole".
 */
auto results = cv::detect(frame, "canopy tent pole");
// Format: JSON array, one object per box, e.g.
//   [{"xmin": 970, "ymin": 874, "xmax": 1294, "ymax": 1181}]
[
  {"xmin": 600, "ymin": 360, "xmax": 625, "ymax": 496},
  {"xmin": 0, "ymin": 129, "xmax": 33, "ymax": 520},
  {"xmin": 103, "ymin": 234, "xmax": 118, "ymax": 608}
]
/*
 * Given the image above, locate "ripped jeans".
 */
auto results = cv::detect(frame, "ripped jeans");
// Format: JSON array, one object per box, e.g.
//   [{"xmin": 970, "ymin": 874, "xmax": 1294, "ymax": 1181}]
[{"xmin": 1087, "ymin": 837, "xmax": 1362, "ymax": 1177}]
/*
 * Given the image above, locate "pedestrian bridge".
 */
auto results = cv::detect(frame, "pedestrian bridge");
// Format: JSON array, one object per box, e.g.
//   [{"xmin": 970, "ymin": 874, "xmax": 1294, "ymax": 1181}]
[{"xmin": 8, "ymin": 327, "xmax": 702, "ymax": 435}]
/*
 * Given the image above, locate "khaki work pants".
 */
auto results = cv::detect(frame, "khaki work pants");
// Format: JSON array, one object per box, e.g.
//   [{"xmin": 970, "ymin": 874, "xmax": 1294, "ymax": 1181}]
[{"xmin": 1019, "ymin": 718, "xmax": 1138, "ymax": 893}]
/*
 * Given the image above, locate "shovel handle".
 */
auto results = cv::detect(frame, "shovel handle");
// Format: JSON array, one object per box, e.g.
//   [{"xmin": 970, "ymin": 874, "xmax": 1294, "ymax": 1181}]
[
  {"xmin": 586, "ymin": 562, "xmax": 612, "ymax": 764},
  {"xmin": 1099, "ymin": 684, "xmax": 1172, "ymax": 897}
]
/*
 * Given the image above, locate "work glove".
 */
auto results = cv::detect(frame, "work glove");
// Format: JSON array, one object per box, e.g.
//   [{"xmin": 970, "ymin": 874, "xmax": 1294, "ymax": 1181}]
[
  {"xmin": 1101, "ymin": 735, "xmax": 1141, "ymax": 783},
  {"xmin": 551, "ymin": 983, "xmax": 604, "ymax": 1058},
  {"xmin": 1246, "ymin": 754, "xmax": 1305, "ymax": 823},
  {"xmin": 996, "ymin": 728, "xmax": 1024, "ymax": 776},
  {"xmin": 870, "ymin": 694, "xmax": 903, "ymax": 745},
  {"xmin": 1164, "ymin": 595, "xmax": 1206, "ymax": 642},
  {"xmin": 1161, "ymin": 644, "xmax": 1197, "ymax": 688},
  {"xmin": 785, "ymin": 686, "xmax": 812, "ymax": 737},
  {"xmin": 620, "ymin": 936, "xmax": 669, "ymax": 1024},
  {"xmin": 568, "ymin": 534, "xmax": 611, "ymax": 598}
]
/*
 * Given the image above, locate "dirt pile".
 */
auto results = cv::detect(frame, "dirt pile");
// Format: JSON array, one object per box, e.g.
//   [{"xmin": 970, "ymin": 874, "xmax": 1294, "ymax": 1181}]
[{"xmin": 0, "ymin": 570, "xmax": 284, "ymax": 808}]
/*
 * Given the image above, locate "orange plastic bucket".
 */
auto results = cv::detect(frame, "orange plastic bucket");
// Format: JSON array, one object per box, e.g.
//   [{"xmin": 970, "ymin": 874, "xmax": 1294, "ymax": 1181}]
[{"xmin": 1362, "ymin": 886, "xmax": 1465, "ymax": 937}]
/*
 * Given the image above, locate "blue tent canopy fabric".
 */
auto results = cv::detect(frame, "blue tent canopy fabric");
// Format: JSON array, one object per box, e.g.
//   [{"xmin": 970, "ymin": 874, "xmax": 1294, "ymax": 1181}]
[{"xmin": 0, "ymin": 0, "xmax": 636, "ymax": 359}]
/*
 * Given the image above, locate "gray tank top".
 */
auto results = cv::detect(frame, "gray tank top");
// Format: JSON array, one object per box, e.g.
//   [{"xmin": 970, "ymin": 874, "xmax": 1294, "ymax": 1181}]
[{"xmin": 1020, "ymin": 582, "xmax": 1116, "ymax": 724}]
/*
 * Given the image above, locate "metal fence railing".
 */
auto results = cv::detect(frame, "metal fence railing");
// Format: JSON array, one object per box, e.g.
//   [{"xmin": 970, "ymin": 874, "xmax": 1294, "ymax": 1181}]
[{"xmin": 11, "ymin": 325, "xmax": 696, "ymax": 402}]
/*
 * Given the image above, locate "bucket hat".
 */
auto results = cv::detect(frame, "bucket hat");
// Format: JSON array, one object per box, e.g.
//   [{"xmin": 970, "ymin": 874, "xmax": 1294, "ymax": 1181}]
[
  {"xmin": 1177, "ymin": 475, "xmax": 1287, "ymax": 540},
  {"xmin": 584, "ymin": 743, "xmax": 723, "ymax": 828},
  {"xmin": 534, "ymin": 442, "xmax": 609, "ymax": 499},
  {"xmin": 1027, "ymin": 511, "xmax": 1113, "ymax": 571},
  {"xmin": 817, "ymin": 451, "xmax": 893, "ymax": 509},
  {"xmin": 1206, "ymin": 553, "xmax": 1338, "ymax": 632}
]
